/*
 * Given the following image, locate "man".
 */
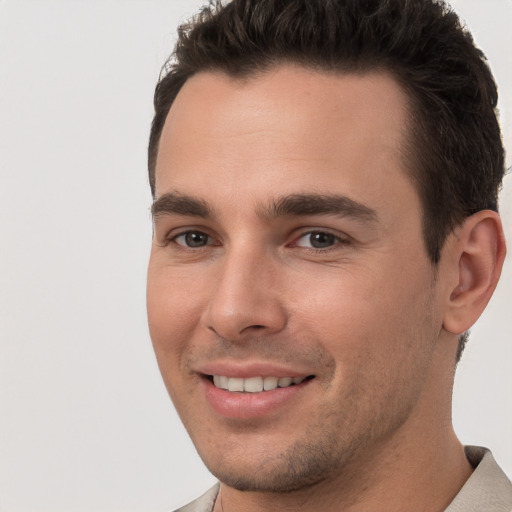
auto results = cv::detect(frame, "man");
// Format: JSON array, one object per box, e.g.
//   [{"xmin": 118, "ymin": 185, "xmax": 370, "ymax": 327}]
[{"xmin": 146, "ymin": 0, "xmax": 511, "ymax": 510}]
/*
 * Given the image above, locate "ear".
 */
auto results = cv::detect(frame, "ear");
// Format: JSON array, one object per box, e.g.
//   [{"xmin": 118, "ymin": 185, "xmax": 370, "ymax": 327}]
[{"xmin": 442, "ymin": 210, "xmax": 506, "ymax": 335}]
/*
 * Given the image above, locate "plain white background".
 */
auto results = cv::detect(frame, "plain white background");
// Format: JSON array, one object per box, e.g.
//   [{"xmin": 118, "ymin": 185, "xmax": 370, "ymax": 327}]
[{"xmin": 0, "ymin": 1, "xmax": 510, "ymax": 511}]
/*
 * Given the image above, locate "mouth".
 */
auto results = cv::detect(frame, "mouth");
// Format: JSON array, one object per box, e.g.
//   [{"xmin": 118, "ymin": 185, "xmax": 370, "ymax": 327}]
[
  {"xmin": 207, "ymin": 374, "xmax": 315, "ymax": 392},
  {"xmin": 200, "ymin": 371, "xmax": 315, "ymax": 419}
]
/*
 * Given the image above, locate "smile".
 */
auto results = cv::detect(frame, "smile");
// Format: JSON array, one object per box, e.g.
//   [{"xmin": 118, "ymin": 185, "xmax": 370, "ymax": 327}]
[
  {"xmin": 212, "ymin": 375, "xmax": 307, "ymax": 392},
  {"xmin": 202, "ymin": 372, "xmax": 315, "ymax": 418}
]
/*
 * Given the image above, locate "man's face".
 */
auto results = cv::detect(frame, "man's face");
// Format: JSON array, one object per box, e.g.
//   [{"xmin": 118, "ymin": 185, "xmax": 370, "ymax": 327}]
[{"xmin": 147, "ymin": 66, "xmax": 447, "ymax": 492}]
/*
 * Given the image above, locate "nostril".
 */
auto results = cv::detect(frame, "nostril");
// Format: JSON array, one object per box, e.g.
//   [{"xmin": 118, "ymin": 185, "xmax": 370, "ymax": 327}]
[
  {"xmin": 238, "ymin": 324, "xmax": 266, "ymax": 333},
  {"xmin": 240, "ymin": 324, "xmax": 266, "ymax": 335}
]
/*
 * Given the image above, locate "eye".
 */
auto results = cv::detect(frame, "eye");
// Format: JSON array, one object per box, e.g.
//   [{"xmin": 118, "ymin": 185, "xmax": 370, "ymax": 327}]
[
  {"xmin": 294, "ymin": 231, "xmax": 342, "ymax": 249},
  {"xmin": 173, "ymin": 230, "xmax": 212, "ymax": 248}
]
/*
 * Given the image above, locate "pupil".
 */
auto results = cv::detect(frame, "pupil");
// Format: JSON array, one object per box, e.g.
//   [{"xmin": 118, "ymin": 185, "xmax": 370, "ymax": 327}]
[
  {"xmin": 185, "ymin": 232, "xmax": 207, "ymax": 247},
  {"xmin": 311, "ymin": 232, "xmax": 335, "ymax": 248}
]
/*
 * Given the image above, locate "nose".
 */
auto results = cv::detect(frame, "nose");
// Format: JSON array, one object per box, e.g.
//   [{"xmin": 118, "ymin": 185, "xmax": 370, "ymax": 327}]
[{"xmin": 203, "ymin": 248, "xmax": 287, "ymax": 342}]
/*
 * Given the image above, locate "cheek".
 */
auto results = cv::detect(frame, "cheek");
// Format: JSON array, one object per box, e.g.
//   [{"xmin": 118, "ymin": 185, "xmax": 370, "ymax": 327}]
[
  {"xmin": 293, "ymin": 262, "xmax": 436, "ymax": 364},
  {"xmin": 146, "ymin": 262, "xmax": 208, "ymax": 365},
  {"xmin": 304, "ymin": 272, "xmax": 438, "ymax": 425},
  {"xmin": 146, "ymin": 267, "xmax": 207, "ymax": 412}
]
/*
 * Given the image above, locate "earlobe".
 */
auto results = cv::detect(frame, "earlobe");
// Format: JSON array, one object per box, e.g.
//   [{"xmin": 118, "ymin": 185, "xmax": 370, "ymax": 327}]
[{"xmin": 443, "ymin": 210, "xmax": 506, "ymax": 335}]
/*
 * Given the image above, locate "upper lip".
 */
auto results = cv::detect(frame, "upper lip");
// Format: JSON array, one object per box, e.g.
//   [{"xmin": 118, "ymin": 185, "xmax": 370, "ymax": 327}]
[{"xmin": 197, "ymin": 361, "xmax": 313, "ymax": 379}]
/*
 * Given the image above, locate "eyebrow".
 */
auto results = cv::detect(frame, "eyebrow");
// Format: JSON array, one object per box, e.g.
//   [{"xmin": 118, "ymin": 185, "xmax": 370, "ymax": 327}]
[
  {"xmin": 151, "ymin": 192, "xmax": 214, "ymax": 219},
  {"xmin": 151, "ymin": 191, "xmax": 378, "ymax": 224},
  {"xmin": 261, "ymin": 193, "xmax": 378, "ymax": 223}
]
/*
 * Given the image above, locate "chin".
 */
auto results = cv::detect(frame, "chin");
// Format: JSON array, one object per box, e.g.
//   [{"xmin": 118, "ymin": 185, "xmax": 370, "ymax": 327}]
[{"xmin": 198, "ymin": 434, "xmax": 351, "ymax": 493}]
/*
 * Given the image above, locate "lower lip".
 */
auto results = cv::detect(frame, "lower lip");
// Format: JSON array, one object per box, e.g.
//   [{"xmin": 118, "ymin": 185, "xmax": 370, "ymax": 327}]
[{"xmin": 202, "ymin": 377, "xmax": 311, "ymax": 419}]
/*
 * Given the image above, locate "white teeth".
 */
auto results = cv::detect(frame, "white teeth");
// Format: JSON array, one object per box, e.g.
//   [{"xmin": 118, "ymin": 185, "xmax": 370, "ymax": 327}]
[
  {"xmin": 227, "ymin": 377, "xmax": 244, "ymax": 392},
  {"xmin": 212, "ymin": 375, "xmax": 307, "ymax": 392},
  {"xmin": 263, "ymin": 376, "xmax": 279, "ymax": 391},
  {"xmin": 278, "ymin": 377, "xmax": 292, "ymax": 387},
  {"xmin": 244, "ymin": 376, "xmax": 263, "ymax": 393}
]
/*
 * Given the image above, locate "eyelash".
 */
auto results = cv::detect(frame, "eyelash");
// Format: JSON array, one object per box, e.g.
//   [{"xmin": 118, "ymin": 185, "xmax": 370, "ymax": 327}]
[
  {"xmin": 291, "ymin": 230, "xmax": 351, "ymax": 253},
  {"xmin": 166, "ymin": 229, "xmax": 218, "ymax": 250},
  {"xmin": 164, "ymin": 228, "xmax": 350, "ymax": 254}
]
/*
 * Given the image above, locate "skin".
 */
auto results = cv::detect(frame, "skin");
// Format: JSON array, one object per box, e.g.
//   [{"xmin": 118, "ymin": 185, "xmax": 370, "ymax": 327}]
[{"xmin": 147, "ymin": 66, "xmax": 505, "ymax": 511}]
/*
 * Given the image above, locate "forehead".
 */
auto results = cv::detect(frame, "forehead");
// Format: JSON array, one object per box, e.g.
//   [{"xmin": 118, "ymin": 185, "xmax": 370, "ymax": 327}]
[{"xmin": 154, "ymin": 66, "xmax": 415, "ymax": 219}]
